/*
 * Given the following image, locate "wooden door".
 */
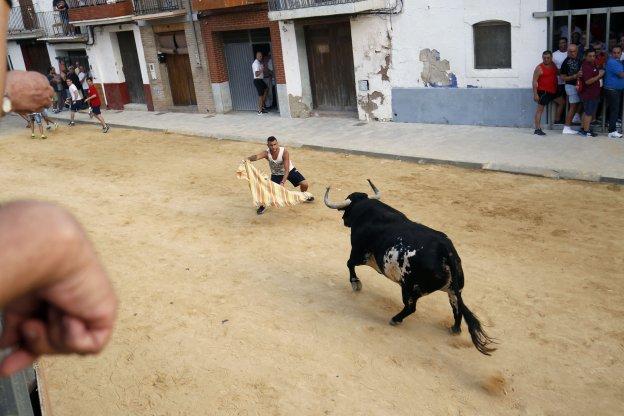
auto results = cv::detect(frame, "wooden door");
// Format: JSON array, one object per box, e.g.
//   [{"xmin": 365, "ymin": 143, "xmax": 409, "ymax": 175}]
[
  {"xmin": 21, "ymin": 41, "xmax": 50, "ymax": 74},
  {"xmin": 18, "ymin": 0, "xmax": 36, "ymax": 30},
  {"xmin": 166, "ymin": 53, "xmax": 197, "ymax": 106},
  {"xmin": 305, "ymin": 21, "xmax": 356, "ymax": 111},
  {"xmin": 116, "ymin": 31, "xmax": 145, "ymax": 103}
]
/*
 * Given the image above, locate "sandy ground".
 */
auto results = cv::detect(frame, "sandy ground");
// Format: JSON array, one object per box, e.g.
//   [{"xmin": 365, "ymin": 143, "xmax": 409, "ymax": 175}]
[{"xmin": 0, "ymin": 120, "xmax": 623, "ymax": 416}]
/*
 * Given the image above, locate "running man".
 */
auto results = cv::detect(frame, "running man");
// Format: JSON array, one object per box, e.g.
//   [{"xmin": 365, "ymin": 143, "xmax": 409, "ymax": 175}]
[
  {"xmin": 84, "ymin": 77, "xmax": 109, "ymax": 133},
  {"xmin": 28, "ymin": 112, "xmax": 46, "ymax": 139},
  {"xmin": 65, "ymin": 78, "xmax": 82, "ymax": 126},
  {"xmin": 247, "ymin": 136, "xmax": 313, "ymax": 215}
]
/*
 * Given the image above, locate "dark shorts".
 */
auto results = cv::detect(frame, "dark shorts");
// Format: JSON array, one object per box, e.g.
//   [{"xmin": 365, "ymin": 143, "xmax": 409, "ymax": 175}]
[
  {"xmin": 91, "ymin": 105, "xmax": 101, "ymax": 115},
  {"xmin": 537, "ymin": 90, "xmax": 557, "ymax": 106},
  {"xmin": 71, "ymin": 100, "xmax": 83, "ymax": 112},
  {"xmin": 556, "ymin": 84, "xmax": 565, "ymax": 97},
  {"xmin": 271, "ymin": 168, "xmax": 306, "ymax": 187},
  {"xmin": 254, "ymin": 78, "xmax": 267, "ymax": 96},
  {"xmin": 582, "ymin": 98, "xmax": 599, "ymax": 116}
]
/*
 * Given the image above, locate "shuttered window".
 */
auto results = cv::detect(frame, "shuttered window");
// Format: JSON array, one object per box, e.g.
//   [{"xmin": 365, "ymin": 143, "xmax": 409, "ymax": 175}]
[{"xmin": 473, "ymin": 21, "xmax": 512, "ymax": 69}]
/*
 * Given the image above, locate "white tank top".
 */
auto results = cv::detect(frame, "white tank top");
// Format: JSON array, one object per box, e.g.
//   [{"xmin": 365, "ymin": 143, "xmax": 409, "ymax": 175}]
[{"xmin": 267, "ymin": 147, "xmax": 294, "ymax": 176}]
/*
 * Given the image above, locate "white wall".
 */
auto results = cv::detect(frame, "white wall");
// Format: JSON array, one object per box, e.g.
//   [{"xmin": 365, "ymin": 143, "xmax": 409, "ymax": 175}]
[
  {"xmin": 391, "ymin": 0, "xmax": 547, "ymax": 89},
  {"xmin": 350, "ymin": 14, "xmax": 393, "ymax": 121},
  {"xmin": 83, "ymin": 24, "xmax": 148, "ymax": 85},
  {"xmin": 7, "ymin": 41, "xmax": 26, "ymax": 70}
]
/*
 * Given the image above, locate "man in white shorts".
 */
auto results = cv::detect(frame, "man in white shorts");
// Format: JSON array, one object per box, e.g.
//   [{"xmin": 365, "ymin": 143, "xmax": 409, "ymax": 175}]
[
  {"xmin": 559, "ymin": 44, "xmax": 583, "ymax": 134},
  {"xmin": 247, "ymin": 136, "xmax": 313, "ymax": 215}
]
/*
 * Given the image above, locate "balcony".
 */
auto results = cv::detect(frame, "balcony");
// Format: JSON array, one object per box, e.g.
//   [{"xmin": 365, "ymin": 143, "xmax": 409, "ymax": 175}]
[
  {"xmin": 8, "ymin": 8, "xmax": 87, "ymax": 42},
  {"xmin": 133, "ymin": 0, "xmax": 185, "ymax": 18},
  {"xmin": 35, "ymin": 11, "xmax": 89, "ymax": 42},
  {"xmin": 267, "ymin": 0, "xmax": 395, "ymax": 20},
  {"xmin": 192, "ymin": 0, "xmax": 266, "ymax": 13},
  {"xmin": 8, "ymin": 6, "xmax": 45, "ymax": 40},
  {"xmin": 67, "ymin": 0, "xmax": 134, "ymax": 24}
]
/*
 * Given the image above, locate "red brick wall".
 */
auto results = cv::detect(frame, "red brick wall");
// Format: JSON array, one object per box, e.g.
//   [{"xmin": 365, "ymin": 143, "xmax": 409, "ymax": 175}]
[
  {"xmin": 199, "ymin": 5, "xmax": 285, "ymax": 85},
  {"xmin": 193, "ymin": 0, "xmax": 266, "ymax": 11},
  {"xmin": 68, "ymin": 1, "xmax": 133, "ymax": 22}
]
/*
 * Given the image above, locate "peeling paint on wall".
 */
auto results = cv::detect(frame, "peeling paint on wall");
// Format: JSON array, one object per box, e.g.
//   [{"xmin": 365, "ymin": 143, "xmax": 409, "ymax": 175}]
[
  {"xmin": 419, "ymin": 48, "xmax": 456, "ymax": 87},
  {"xmin": 358, "ymin": 91, "xmax": 385, "ymax": 120},
  {"xmin": 288, "ymin": 94, "xmax": 310, "ymax": 118}
]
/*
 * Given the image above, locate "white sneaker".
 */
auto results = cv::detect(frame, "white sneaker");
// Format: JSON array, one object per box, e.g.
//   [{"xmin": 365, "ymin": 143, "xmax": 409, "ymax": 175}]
[
  {"xmin": 572, "ymin": 114, "xmax": 581, "ymax": 124},
  {"xmin": 608, "ymin": 131, "xmax": 623, "ymax": 139},
  {"xmin": 562, "ymin": 125, "xmax": 577, "ymax": 134}
]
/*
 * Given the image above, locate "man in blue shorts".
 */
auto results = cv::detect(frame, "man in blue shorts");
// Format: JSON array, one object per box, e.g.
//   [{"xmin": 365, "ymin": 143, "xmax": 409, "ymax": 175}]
[{"xmin": 247, "ymin": 136, "xmax": 313, "ymax": 214}]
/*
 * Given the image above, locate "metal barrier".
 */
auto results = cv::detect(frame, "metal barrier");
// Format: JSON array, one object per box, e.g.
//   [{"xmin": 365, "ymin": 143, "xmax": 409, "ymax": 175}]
[
  {"xmin": 8, "ymin": 6, "xmax": 42, "ymax": 35},
  {"xmin": 36, "ymin": 10, "xmax": 82, "ymax": 39},
  {"xmin": 132, "ymin": 0, "xmax": 182, "ymax": 16},
  {"xmin": 268, "ymin": 0, "xmax": 366, "ymax": 12}
]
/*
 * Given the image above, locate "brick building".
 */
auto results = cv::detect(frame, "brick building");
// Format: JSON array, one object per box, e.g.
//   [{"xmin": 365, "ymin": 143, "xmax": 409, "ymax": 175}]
[{"xmin": 194, "ymin": 0, "xmax": 287, "ymax": 115}]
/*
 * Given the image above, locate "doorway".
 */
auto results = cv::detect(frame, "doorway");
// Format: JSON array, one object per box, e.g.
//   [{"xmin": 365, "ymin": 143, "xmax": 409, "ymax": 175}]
[
  {"xmin": 305, "ymin": 21, "xmax": 356, "ymax": 112},
  {"xmin": 116, "ymin": 31, "xmax": 145, "ymax": 103},
  {"xmin": 20, "ymin": 40, "xmax": 50, "ymax": 74}
]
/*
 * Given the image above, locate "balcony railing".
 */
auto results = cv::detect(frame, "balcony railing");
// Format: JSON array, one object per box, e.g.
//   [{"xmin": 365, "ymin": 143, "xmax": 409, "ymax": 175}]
[
  {"xmin": 267, "ymin": 0, "xmax": 365, "ymax": 11},
  {"xmin": 133, "ymin": 0, "xmax": 183, "ymax": 16},
  {"xmin": 67, "ymin": 0, "xmax": 124, "ymax": 7},
  {"xmin": 36, "ymin": 11, "xmax": 86, "ymax": 39},
  {"xmin": 8, "ymin": 6, "xmax": 43, "ymax": 36}
]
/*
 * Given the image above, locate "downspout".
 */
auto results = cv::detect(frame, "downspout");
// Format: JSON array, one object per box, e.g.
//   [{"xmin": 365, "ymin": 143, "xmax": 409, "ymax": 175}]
[{"xmin": 185, "ymin": 0, "xmax": 202, "ymax": 67}]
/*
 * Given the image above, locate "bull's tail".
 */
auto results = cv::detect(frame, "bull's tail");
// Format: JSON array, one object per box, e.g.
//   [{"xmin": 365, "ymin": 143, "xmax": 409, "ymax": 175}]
[{"xmin": 457, "ymin": 294, "xmax": 496, "ymax": 355}]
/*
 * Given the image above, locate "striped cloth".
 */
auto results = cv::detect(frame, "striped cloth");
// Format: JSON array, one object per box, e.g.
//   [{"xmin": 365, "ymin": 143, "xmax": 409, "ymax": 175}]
[{"xmin": 236, "ymin": 160, "xmax": 313, "ymax": 208}]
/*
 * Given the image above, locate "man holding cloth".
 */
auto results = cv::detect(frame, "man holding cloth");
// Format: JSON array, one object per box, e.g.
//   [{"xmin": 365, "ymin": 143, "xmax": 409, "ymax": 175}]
[{"xmin": 604, "ymin": 45, "xmax": 624, "ymax": 138}]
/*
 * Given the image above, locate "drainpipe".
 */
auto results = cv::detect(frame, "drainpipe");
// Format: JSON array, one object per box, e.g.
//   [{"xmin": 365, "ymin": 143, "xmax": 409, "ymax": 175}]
[{"xmin": 185, "ymin": 0, "xmax": 202, "ymax": 67}]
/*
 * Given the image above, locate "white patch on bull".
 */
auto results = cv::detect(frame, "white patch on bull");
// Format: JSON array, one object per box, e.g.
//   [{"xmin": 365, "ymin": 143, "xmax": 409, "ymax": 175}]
[
  {"xmin": 382, "ymin": 246, "xmax": 418, "ymax": 284},
  {"xmin": 364, "ymin": 253, "xmax": 382, "ymax": 274}
]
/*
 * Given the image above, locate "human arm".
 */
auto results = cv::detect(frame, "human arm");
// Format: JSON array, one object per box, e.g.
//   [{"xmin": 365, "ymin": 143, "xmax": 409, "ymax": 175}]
[
  {"xmin": 560, "ymin": 60, "xmax": 583, "ymax": 82},
  {"xmin": 0, "ymin": 201, "xmax": 117, "ymax": 377},
  {"xmin": 532, "ymin": 65, "xmax": 541, "ymax": 101},
  {"xmin": 84, "ymin": 93, "xmax": 96, "ymax": 103},
  {"xmin": 584, "ymin": 68, "xmax": 605, "ymax": 85},
  {"xmin": 247, "ymin": 150, "xmax": 268, "ymax": 162},
  {"xmin": 280, "ymin": 150, "xmax": 290, "ymax": 185}
]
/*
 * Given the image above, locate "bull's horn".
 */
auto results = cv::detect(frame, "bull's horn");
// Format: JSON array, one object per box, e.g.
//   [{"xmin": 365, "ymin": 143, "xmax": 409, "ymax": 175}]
[
  {"xmin": 324, "ymin": 187, "xmax": 351, "ymax": 210},
  {"xmin": 367, "ymin": 179, "xmax": 381, "ymax": 200}
]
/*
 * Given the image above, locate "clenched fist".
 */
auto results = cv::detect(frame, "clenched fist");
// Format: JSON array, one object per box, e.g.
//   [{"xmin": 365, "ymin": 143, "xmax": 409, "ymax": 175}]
[{"xmin": 5, "ymin": 71, "xmax": 54, "ymax": 112}]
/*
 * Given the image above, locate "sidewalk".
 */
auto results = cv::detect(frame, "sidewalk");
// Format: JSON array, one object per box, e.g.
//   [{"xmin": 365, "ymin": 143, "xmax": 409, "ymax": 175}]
[{"xmin": 39, "ymin": 109, "xmax": 624, "ymax": 183}]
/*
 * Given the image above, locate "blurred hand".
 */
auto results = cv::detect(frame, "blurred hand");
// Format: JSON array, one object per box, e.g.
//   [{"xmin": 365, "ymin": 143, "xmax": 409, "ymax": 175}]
[
  {"xmin": 5, "ymin": 71, "xmax": 54, "ymax": 112},
  {"xmin": 0, "ymin": 202, "xmax": 117, "ymax": 377}
]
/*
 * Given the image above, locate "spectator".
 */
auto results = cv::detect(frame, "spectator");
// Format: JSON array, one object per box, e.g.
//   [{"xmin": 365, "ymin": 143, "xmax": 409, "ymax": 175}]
[
  {"xmin": 78, "ymin": 65, "xmax": 88, "ymax": 98},
  {"xmin": 552, "ymin": 37, "xmax": 568, "ymax": 121},
  {"xmin": 578, "ymin": 49, "xmax": 605, "ymax": 137},
  {"xmin": 532, "ymin": 51, "xmax": 563, "ymax": 136},
  {"xmin": 47, "ymin": 66, "xmax": 62, "ymax": 113},
  {"xmin": 560, "ymin": 44, "xmax": 583, "ymax": 134},
  {"xmin": 52, "ymin": 0, "xmax": 70, "ymax": 35},
  {"xmin": 262, "ymin": 52, "xmax": 274, "ymax": 110},
  {"xmin": 593, "ymin": 42, "xmax": 607, "ymax": 69},
  {"xmin": 603, "ymin": 45, "xmax": 624, "ymax": 139},
  {"xmin": 67, "ymin": 65, "xmax": 81, "ymax": 102},
  {"xmin": 252, "ymin": 51, "xmax": 268, "ymax": 116},
  {"xmin": 559, "ymin": 24, "xmax": 582, "ymax": 39},
  {"xmin": 572, "ymin": 32, "xmax": 585, "ymax": 58},
  {"xmin": 60, "ymin": 69, "xmax": 68, "ymax": 111}
]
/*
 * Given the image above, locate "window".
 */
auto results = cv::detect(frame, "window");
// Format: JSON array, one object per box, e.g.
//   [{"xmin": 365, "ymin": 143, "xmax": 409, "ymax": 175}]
[{"xmin": 473, "ymin": 21, "xmax": 511, "ymax": 69}]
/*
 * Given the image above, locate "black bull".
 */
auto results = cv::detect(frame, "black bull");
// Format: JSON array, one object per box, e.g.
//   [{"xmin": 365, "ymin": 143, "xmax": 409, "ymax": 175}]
[{"xmin": 324, "ymin": 180, "xmax": 495, "ymax": 355}]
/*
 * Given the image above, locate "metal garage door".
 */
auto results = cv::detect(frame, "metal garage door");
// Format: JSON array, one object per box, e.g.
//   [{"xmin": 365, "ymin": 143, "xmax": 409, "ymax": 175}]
[{"xmin": 223, "ymin": 29, "xmax": 271, "ymax": 111}]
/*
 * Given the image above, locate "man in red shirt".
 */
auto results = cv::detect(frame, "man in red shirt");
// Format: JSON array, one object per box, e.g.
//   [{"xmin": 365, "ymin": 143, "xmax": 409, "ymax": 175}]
[
  {"xmin": 578, "ymin": 49, "xmax": 605, "ymax": 137},
  {"xmin": 532, "ymin": 50, "xmax": 563, "ymax": 136},
  {"xmin": 84, "ymin": 77, "xmax": 109, "ymax": 133}
]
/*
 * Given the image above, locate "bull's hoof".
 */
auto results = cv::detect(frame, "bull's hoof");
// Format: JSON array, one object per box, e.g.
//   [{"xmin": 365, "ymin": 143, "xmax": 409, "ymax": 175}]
[
  {"xmin": 389, "ymin": 318, "xmax": 401, "ymax": 326},
  {"xmin": 449, "ymin": 326, "xmax": 461, "ymax": 335},
  {"xmin": 351, "ymin": 281, "xmax": 362, "ymax": 291}
]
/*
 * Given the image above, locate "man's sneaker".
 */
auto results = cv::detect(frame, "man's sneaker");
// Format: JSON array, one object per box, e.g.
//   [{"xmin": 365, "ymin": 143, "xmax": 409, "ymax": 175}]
[
  {"xmin": 30, "ymin": 133, "xmax": 36, "ymax": 139},
  {"xmin": 88, "ymin": 108, "xmax": 94, "ymax": 118},
  {"xmin": 103, "ymin": 125, "xmax": 110, "ymax": 133},
  {"xmin": 40, "ymin": 135, "xmax": 47, "ymax": 140},
  {"xmin": 257, "ymin": 111, "xmax": 264, "ymax": 116},
  {"xmin": 53, "ymin": 123, "xmax": 59, "ymax": 131},
  {"xmin": 305, "ymin": 196, "xmax": 315, "ymax": 202},
  {"xmin": 577, "ymin": 130, "xmax": 589, "ymax": 137},
  {"xmin": 533, "ymin": 128, "xmax": 546, "ymax": 136},
  {"xmin": 261, "ymin": 109, "xmax": 268, "ymax": 114},
  {"xmin": 608, "ymin": 131, "xmax": 623, "ymax": 139},
  {"xmin": 587, "ymin": 130, "xmax": 598, "ymax": 137},
  {"xmin": 562, "ymin": 125, "xmax": 577, "ymax": 134},
  {"xmin": 256, "ymin": 206, "xmax": 266, "ymax": 215},
  {"xmin": 68, "ymin": 121, "xmax": 75, "ymax": 126},
  {"xmin": 572, "ymin": 113, "xmax": 581, "ymax": 123}
]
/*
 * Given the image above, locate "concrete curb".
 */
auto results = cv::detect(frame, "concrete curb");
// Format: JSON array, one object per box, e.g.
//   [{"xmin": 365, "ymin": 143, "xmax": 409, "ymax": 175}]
[{"xmin": 49, "ymin": 115, "xmax": 622, "ymax": 186}]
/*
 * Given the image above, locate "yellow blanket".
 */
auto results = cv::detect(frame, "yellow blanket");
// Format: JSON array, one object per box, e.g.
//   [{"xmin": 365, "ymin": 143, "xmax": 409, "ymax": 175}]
[{"xmin": 236, "ymin": 161, "xmax": 313, "ymax": 207}]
